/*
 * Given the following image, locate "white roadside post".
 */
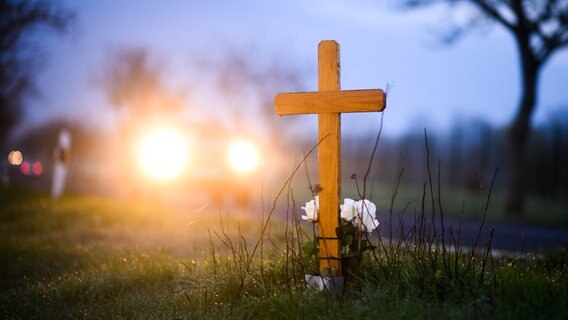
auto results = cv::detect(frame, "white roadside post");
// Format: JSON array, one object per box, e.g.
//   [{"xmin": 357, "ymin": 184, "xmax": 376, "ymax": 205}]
[{"xmin": 51, "ymin": 129, "xmax": 72, "ymax": 199}]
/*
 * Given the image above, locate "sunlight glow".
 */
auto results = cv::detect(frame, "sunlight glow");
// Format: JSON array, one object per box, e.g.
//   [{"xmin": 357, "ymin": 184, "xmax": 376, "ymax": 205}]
[
  {"xmin": 136, "ymin": 127, "xmax": 189, "ymax": 182},
  {"xmin": 228, "ymin": 140, "xmax": 260, "ymax": 174}
]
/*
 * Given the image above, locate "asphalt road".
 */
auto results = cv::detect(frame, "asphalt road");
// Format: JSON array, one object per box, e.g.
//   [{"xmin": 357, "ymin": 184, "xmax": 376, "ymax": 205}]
[{"xmin": 377, "ymin": 214, "xmax": 568, "ymax": 254}]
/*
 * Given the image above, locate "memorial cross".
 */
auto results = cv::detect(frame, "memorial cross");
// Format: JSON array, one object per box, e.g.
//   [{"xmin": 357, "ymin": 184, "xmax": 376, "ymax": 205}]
[{"xmin": 274, "ymin": 40, "xmax": 386, "ymax": 275}]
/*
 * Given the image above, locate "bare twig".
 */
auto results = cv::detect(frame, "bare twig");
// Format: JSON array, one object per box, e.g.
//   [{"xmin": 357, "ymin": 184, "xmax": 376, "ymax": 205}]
[
  {"xmin": 362, "ymin": 112, "xmax": 385, "ymax": 200},
  {"xmin": 233, "ymin": 135, "xmax": 327, "ymax": 300}
]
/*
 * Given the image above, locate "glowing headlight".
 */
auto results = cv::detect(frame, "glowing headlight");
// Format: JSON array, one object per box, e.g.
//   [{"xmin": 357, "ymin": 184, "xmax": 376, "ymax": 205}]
[
  {"xmin": 228, "ymin": 140, "xmax": 260, "ymax": 174},
  {"xmin": 136, "ymin": 127, "xmax": 189, "ymax": 182}
]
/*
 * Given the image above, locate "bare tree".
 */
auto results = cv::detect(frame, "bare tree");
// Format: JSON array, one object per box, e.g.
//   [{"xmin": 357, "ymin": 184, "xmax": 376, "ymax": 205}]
[
  {"xmin": 402, "ymin": 0, "xmax": 568, "ymax": 215},
  {"xmin": 96, "ymin": 47, "xmax": 188, "ymax": 194},
  {"xmin": 196, "ymin": 46, "xmax": 307, "ymax": 143},
  {"xmin": 97, "ymin": 47, "xmax": 185, "ymax": 121},
  {"xmin": 0, "ymin": 0, "xmax": 73, "ymax": 148}
]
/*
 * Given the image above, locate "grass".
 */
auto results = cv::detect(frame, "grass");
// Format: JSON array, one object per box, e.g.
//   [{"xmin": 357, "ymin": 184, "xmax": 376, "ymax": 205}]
[{"xmin": 1, "ymin": 185, "xmax": 567, "ymax": 319}]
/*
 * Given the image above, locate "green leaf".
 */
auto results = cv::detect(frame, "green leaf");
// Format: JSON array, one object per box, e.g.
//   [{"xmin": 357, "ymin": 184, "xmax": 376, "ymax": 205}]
[
  {"xmin": 361, "ymin": 244, "xmax": 376, "ymax": 252},
  {"xmin": 335, "ymin": 225, "xmax": 345, "ymax": 239},
  {"xmin": 336, "ymin": 223, "xmax": 357, "ymax": 239},
  {"xmin": 302, "ymin": 240, "xmax": 318, "ymax": 256},
  {"xmin": 342, "ymin": 235, "xmax": 353, "ymax": 247}
]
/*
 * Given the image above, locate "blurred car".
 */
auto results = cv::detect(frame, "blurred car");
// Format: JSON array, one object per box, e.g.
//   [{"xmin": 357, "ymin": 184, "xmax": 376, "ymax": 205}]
[{"xmin": 127, "ymin": 118, "xmax": 262, "ymax": 205}]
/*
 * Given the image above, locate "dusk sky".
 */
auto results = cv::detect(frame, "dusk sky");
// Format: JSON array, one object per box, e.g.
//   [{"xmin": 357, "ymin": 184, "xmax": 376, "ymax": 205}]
[{"xmin": 24, "ymin": 0, "xmax": 568, "ymax": 138}]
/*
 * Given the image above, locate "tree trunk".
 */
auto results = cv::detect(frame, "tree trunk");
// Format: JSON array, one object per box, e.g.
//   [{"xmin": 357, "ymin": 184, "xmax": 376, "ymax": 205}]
[{"xmin": 505, "ymin": 42, "xmax": 540, "ymax": 216}]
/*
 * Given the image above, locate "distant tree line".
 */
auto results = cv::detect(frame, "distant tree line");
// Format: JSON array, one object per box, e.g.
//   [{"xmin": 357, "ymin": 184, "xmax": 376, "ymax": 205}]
[
  {"xmin": 9, "ymin": 111, "xmax": 568, "ymax": 206},
  {"xmin": 343, "ymin": 112, "xmax": 568, "ymax": 201}
]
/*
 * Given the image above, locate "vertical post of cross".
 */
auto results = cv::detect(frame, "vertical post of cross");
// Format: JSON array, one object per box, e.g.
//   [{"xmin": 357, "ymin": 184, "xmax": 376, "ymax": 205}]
[
  {"xmin": 274, "ymin": 40, "xmax": 386, "ymax": 277},
  {"xmin": 317, "ymin": 40, "xmax": 342, "ymax": 275}
]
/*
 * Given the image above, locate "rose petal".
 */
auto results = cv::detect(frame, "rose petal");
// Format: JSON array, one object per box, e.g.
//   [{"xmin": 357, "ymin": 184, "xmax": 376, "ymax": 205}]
[{"xmin": 340, "ymin": 198, "xmax": 357, "ymax": 221}]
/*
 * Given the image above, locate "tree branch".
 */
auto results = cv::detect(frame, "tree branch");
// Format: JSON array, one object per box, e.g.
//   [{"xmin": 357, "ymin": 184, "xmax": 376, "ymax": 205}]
[
  {"xmin": 402, "ymin": 0, "xmax": 568, "ymax": 66},
  {"xmin": 470, "ymin": 0, "xmax": 517, "ymax": 31},
  {"xmin": 539, "ymin": 24, "xmax": 568, "ymax": 63}
]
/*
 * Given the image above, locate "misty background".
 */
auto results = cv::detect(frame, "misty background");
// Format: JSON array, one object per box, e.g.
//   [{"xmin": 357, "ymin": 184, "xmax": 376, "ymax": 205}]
[{"xmin": 2, "ymin": 0, "xmax": 567, "ymax": 223}]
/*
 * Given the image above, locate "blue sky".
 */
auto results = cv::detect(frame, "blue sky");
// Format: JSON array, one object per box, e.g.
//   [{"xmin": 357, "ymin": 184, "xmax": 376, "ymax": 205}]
[{"xmin": 25, "ymin": 0, "xmax": 568, "ymax": 138}]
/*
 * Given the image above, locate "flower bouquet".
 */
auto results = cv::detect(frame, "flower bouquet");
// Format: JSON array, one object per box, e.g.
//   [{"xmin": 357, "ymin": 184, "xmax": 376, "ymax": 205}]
[{"xmin": 301, "ymin": 195, "xmax": 379, "ymax": 295}]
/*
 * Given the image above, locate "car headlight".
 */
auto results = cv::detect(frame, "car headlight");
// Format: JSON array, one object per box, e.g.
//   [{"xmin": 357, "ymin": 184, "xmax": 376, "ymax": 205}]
[
  {"xmin": 135, "ymin": 127, "xmax": 189, "ymax": 182},
  {"xmin": 227, "ymin": 140, "xmax": 260, "ymax": 174}
]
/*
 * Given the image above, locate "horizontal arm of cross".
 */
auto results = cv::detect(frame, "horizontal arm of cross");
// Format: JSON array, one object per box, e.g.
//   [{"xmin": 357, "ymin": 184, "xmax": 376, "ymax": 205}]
[{"xmin": 274, "ymin": 89, "xmax": 385, "ymax": 116}]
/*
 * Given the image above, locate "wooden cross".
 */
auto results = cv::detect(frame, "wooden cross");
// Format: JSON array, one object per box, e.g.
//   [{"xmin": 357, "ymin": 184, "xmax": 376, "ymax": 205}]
[{"xmin": 274, "ymin": 40, "xmax": 386, "ymax": 276}]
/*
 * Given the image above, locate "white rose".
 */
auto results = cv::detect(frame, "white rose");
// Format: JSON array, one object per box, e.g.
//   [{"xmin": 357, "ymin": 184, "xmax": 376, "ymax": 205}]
[
  {"xmin": 356, "ymin": 199, "xmax": 379, "ymax": 233},
  {"xmin": 301, "ymin": 195, "xmax": 319, "ymax": 222},
  {"xmin": 340, "ymin": 198, "xmax": 357, "ymax": 221}
]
